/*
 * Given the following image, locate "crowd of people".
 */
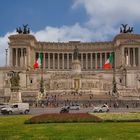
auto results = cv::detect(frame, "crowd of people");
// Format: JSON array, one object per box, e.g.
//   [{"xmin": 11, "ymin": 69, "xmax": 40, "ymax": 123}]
[{"xmin": 31, "ymin": 92, "xmax": 140, "ymax": 109}]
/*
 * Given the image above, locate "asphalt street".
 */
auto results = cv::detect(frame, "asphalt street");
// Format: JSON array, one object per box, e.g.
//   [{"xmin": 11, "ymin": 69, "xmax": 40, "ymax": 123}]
[
  {"xmin": 0, "ymin": 107, "xmax": 139, "ymax": 116},
  {"xmin": 26, "ymin": 107, "xmax": 140, "ymax": 115}
]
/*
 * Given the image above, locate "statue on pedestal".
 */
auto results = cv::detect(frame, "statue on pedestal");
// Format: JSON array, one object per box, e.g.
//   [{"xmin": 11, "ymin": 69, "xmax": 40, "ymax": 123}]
[
  {"xmin": 10, "ymin": 71, "xmax": 20, "ymax": 91},
  {"xmin": 16, "ymin": 24, "xmax": 30, "ymax": 34},
  {"xmin": 9, "ymin": 71, "xmax": 22, "ymax": 103},
  {"xmin": 120, "ymin": 24, "xmax": 133, "ymax": 33},
  {"xmin": 73, "ymin": 46, "xmax": 79, "ymax": 60}
]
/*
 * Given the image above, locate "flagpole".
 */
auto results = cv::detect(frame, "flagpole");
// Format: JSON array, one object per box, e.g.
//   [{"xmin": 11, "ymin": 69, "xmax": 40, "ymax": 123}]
[
  {"xmin": 112, "ymin": 48, "xmax": 118, "ymax": 98},
  {"xmin": 40, "ymin": 46, "xmax": 44, "ymax": 96}
]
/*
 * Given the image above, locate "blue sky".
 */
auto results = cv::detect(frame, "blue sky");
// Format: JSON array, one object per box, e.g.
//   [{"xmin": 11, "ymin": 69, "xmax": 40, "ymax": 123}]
[
  {"xmin": 0, "ymin": 0, "xmax": 140, "ymax": 66},
  {"xmin": 0, "ymin": 0, "xmax": 87, "ymax": 35}
]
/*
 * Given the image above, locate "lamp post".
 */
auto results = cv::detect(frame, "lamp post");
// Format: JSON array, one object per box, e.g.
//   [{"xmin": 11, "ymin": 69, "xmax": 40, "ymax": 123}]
[
  {"xmin": 26, "ymin": 68, "xmax": 29, "ymax": 88},
  {"xmin": 112, "ymin": 50, "xmax": 119, "ymax": 99},
  {"xmin": 5, "ymin": 48, "xmax": 8, "ymax": 67},
  {"xmin": 40, "ymin": 50, "xmax": 44, "ymax": 96},
  {"xmin": 123, "ymin": 67, "xmax": 127, "ymax": 87}
]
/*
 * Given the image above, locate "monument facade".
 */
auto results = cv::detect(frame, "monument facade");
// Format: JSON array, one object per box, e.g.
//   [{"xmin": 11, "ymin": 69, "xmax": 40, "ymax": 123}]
[{"xmin": 0, "ymin": 26, "xmax": 140, "ymax": 103}]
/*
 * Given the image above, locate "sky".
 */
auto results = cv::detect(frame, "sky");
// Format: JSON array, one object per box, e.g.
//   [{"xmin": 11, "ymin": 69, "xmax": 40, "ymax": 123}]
[{"xmin": 1, "ymin": 0, "xmax": 140, "ymax": 66}]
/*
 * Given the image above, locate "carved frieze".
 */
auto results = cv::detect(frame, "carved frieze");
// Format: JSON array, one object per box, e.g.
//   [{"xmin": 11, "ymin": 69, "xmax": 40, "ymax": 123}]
[
  {"xmin": 50, "ymin": 73, "xmax": 72, "ymax": 79},
  {"xmin": 50, "ymin": 80, "xmax": 72, "ymax": 90},
  {"xmin": 34, "ymin": 41, "xmax": 113, "ymax": 52},
  {"xmin": 81, "ymin": 81, "xmax": 101, "ymax": 89},
  {"xmin": 102, "ymin": 83, "xmax": 112, "ymax": 90}
]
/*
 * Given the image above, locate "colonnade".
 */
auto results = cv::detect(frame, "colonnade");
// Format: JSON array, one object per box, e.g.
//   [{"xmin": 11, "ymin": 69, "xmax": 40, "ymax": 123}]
[
  {"xmin": 124, "ymin": 47, "xmax": 139, "ymax": 67},
  {"xmin": 36, "ymin": 52, "xmax": 113, "ymax": 70},
  {"xmin": 10, "ymin": 47, "xmax": 139, "ymax": 69},
  {"xmin": 10, "ymin": 48, "xmax": 27, "ymax": 67}
]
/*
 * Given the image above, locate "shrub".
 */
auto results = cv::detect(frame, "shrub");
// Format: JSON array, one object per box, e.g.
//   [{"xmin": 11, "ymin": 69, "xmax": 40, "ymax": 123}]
[{"xmin": 25, "ymin": 113, "xmax": 102, "ymax": 124}]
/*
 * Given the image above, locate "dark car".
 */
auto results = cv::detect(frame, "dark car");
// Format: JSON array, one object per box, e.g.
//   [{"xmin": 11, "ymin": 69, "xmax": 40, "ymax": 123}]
[{"xmin": 60, "ymin": 106, "xmax": 69, "ymax": 113}]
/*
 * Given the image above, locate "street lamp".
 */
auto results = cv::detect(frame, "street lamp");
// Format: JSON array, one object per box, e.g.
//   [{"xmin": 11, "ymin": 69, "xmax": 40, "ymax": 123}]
[
  {"xmin": 122, "ymin": 67, "xmax": 127, "ymax": 87},
  {"xmin": 5, "ymin": 48, "xmax": 8, "ymax": 67},
  {"xmin": 26, "ymin": 68, "xmax": 29, "ymax": 88},
  {"xmin": 40, "ymin": 76, "xmax": 44, "ymax": 94},
  {"xmin": 112, "ymin": 51, "xmax": 118, "ymax": 97}
]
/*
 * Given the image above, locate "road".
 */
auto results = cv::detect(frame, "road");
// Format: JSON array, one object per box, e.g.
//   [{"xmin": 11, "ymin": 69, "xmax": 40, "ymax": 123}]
[
  {"xmin": 29, "ymin": 107, "xmax": 140, "ymax": 115},
  {"xmin": 0, "ymin": 107, "xmax": 139, "ymax": 116}
]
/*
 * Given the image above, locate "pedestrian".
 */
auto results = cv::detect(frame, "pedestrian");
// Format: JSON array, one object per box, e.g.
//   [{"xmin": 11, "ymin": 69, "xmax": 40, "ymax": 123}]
[{"xmin": 126, "ymin": 104, "xmax": 129, "ymax": 109}]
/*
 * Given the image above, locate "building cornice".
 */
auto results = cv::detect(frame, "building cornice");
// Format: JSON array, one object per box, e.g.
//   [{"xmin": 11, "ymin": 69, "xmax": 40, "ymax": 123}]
[
  {"xmin": 113, "ymin": 33, "xmax": 140, "ymax": 42},
  {"xmin": 8, "ymin": 34, "xmax": 37, "ymax": 42},
  {"xmin": 34, "ymin": 41, "xmax": 114, "ymax": 52}
]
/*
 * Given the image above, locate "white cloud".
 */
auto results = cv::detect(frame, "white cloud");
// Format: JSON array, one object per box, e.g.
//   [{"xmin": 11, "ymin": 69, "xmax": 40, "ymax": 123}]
[
  {"xmin": 34, "ymin": 23, "xmax": 92, "ymax": 42},
  {"xmin": 73, "ymin": 0, "xmax": 140, "ymax": 27},
  {"xmin": 0, "ymin": 31, "xmax": 16, "ymax": 66},
  {"xmin": 71, "ymin": 0, "xmax": 140, "ymax": 42}
]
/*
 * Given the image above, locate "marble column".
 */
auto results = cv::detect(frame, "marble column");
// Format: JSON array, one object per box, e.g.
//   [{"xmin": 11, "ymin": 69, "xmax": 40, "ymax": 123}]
[
  {"xmin": 125, "ymin": 48, "xmax": 128, "ymax": 66},
  {"xmin": 43, "ymin": 53, "xmax": 46, "ymax": 69},
  {"xmin": 53, "ymin": 53, "xmax": 55, "ymax": 70},
  {"xmin": 100, "ymin": 53, "xmax": 102, "ymax": 69},
  {"xmin": 20, "ymin": 48, "xmax": 23, "ymax": 67},
  {"xmin": 133, "ymin": 48, "xmax": 136, "ymax": 67},
  {"xmin": 48, "ymin": 53, "xmax": 50, "ymax": 70},
  {"xmin": 57, "ymin": 53, "xmax": 59, "ymax": 69},
  {"xmin": 105, "ymin": 52, "xmax": 107, "ymax": 62},
  {"xmin": 86, "ymin": 53, "xmax": 88, "ymax": 70},
  {"xmin": 72, "ymin": 53, "xmax": 73, "ymax": 62},
  {"xmin": 16, "ymin": 48, "xmax": 18, "ymax": 67},
  {"xmin": 10, "ymin": 48, "xmax": 13, "ymax": 66},
  {"xmin": 90, "ymin": 53, "xmax": 93, "ymax": 69},
  {"xmin": 95, "ymin": 53, "xmax": 97, "ymax": 69},
  {"xmin": 24, "ymin": 49, "xmax": 27, "ymax": 67},
  {"xmin": 62, "ymin": 53, "xmax": 64, "ymax": 69},
  {"xmin": 128, "ymin": 48, "xmax": 130, "ymax": 66},
  {"xmin": 81, "ymin": 53, "xmax": 83, "ymax": 69},
  {"xmin": 67, "ymin": 53, "xmax": 69, "ymax": 69}
]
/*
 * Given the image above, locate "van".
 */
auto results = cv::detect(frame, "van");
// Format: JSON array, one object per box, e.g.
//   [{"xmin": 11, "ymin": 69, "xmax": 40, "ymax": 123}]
[{"xmin": 1, "ymin": 103, "xmax": 30, "ymax": 115}]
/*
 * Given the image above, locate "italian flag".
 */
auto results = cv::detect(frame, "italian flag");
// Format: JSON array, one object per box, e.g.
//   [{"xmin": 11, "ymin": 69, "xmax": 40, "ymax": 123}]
[
  {"xmin": 103, "ymin": 53, "xmax": 113, "ymax": 69},
  {"xmin": 33, "ymin": 53, "xmax": 43, "ymax": 69}
]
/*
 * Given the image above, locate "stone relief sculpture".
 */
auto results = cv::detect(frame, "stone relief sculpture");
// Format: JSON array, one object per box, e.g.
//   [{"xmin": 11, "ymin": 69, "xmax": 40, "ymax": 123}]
[{"xmin": 73, "ymin": 46, "xmax": 80, "ymax": 60}]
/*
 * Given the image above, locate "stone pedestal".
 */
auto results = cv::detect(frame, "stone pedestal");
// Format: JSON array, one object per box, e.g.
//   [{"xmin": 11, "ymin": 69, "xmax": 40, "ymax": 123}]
[
  {"xmin": 9, "ymin": 91, "xmax": 22, "ymax": 103},
  {"xmin": 72, "ymin": 59, "xmax": 81, "ymax": 73}
]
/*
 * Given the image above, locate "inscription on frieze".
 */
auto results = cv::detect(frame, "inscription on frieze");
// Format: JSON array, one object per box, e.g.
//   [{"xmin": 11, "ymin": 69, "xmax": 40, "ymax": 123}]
[
  {"xmin": 81, "ymin": 81, "xmax": 100, "ymax": 89},
  {"xmin": 50, "ymin": 73, "xmax": 72, "ymax": 79},
  {"xmin": 50, "ymin": 80, "xmax": 72, "ymax": 90}
]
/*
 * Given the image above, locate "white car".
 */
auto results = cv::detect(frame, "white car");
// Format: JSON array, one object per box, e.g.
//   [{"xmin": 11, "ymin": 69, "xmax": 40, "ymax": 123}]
[
  {"xmin": 69, "ymin": 104, "xmax": 80, "ymax": 110},
  {"xmin": 1, "ymin": 103, "xmax": 30, "ymax": 115},
  {"xmin": 92, "ymin": 104, "xmax": 109, "ymax": 113}
]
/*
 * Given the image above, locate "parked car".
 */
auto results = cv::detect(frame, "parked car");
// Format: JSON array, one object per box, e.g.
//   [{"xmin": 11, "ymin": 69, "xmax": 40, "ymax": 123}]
[
  {"xmin": 1, "ymin": 103, "xmax": 30, "ymax": 115},
  {"xmin": 60, "ymin": 106, "xmax": 69, "ymax": 113},
  {"xmin": 69, "ymin": 104, "xmax": 80, "ymax": 110},
  {"xmin": 91, "ymin": 104, "xmax": 109, "ymax": 113}
]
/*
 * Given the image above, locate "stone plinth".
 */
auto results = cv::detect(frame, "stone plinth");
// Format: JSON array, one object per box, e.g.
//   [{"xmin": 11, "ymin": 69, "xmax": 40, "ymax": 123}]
[
  {"xmin": 9, "ymin": 91, "xmax": 22, "ymax": 103},
  {"xmin": 72, "ymin": 59, "xmax": 81, "ymax": 73}
]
